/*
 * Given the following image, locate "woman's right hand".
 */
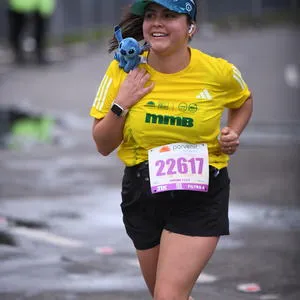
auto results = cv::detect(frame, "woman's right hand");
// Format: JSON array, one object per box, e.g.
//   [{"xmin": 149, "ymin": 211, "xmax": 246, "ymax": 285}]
[{"xmin": 115, "ymin": 68, "xmax": 155, "ymax": 109}]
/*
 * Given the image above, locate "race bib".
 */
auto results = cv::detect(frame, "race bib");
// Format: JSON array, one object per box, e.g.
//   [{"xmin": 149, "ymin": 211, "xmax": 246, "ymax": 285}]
[{"xmin": 148, "ymin": 143, "xmax": 209, "ymax": 194}]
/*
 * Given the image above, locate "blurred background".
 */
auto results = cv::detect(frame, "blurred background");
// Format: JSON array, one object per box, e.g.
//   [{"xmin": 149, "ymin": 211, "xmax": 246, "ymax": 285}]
[
  {"xmin": 0, "ymin": 0, "xmax": 299, "ymax": 40},
  {"xmin": 0, "ymin": 0, "xmax": 300, "ymax": 300}
]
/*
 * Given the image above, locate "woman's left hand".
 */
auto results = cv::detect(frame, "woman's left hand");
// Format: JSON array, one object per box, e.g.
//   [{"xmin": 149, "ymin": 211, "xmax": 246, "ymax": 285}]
[{"xmin": 219, "ymin": 126, "xmax": 240, "ymax": 155}]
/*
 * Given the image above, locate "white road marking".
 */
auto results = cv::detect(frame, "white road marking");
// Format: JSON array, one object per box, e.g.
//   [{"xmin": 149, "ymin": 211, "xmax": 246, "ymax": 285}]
[
  {"xmin": 11, "ymin": 227, "xmax": 84, "ymax": 248},
  {"xmin": 284, "ymin": 64, "xmax": 300, "ymax": 88},
  {"xmin": 260, "ymin": 295, "xmax": 280, "ymax": 300},
  {"xmin": 11, "ymin": 227, "xmax": 118, "ymax": 256},
  {"xmin": 196, "ymin": 273, "xmax": 218, "ymax": 283},
  {"xmin": 126, "ymin": 258, "xmax": 140, "ymax": 267}
]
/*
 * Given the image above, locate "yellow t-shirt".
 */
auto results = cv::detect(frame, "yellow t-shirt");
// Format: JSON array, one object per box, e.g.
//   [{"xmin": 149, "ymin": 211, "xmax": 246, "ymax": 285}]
[{"xmin": 90, "ymin": 48, "xmax": 251, "ymax": 169}]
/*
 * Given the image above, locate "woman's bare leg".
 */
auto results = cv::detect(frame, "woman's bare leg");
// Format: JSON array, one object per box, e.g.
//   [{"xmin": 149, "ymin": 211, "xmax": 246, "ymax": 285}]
[
  {"xmin": 136, "ymin": 245, "xmax": 160, "ymax": 296},
  {"xmin": 154, "ymin": 230, "xmax": 219, "ymax": 300}
]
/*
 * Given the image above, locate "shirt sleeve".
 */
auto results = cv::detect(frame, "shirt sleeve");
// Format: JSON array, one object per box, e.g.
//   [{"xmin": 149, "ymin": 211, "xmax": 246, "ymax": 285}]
[
  {"xmin": 89, "ymin": 60, "xmax": 121, "ymax": 120},
  {"xmin": 220, "ymin": 61, "xmax": 251, "ymax": 109}
]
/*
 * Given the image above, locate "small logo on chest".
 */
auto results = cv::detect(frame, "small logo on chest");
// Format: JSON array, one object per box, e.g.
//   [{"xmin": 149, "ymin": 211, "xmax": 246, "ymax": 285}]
[{"xmin": 196, "ymin": 89, "xmax": 213, "ymax": 100}]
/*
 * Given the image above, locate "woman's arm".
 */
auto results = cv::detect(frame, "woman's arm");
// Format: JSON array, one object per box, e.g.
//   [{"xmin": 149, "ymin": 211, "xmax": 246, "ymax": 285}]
[
  {"xmin": 220, "ymin": 94, "xmax": 253, "ymax": 155},
  {"xmin": 92, "ymin": 68, "xmax": 154, "ymax": 156},
  {"xmin": 227, "ymin": 94, "xmax": 253, "ymax": 136},
  {"xmin": 92, "ymin": 113, "xmax": 126, "ymax": 156}
]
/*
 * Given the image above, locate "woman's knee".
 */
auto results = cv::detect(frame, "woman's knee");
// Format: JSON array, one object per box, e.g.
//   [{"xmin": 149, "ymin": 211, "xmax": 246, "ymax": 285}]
[{"xmin": 154, "ymin": 285, "xmax": 188, "ymax": 300}]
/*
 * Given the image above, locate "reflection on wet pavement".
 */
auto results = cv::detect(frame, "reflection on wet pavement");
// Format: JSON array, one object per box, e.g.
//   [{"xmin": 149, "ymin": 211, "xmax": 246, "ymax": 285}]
[{"xmin": 0, "ymin": 187, "xmax": 300, "ymax": 294}]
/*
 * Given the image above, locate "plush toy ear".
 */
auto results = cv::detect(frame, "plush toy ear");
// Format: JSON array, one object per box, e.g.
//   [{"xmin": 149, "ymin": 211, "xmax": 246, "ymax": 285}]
[{"xmin": 114, "ymin": 25, "xmax": 123, "ymax": 43}]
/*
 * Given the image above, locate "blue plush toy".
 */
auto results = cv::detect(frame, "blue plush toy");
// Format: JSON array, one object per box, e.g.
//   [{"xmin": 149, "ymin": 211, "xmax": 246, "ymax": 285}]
[{"xmin": 114, "ymin": 25, "xmax": 150, "ymax": 73}]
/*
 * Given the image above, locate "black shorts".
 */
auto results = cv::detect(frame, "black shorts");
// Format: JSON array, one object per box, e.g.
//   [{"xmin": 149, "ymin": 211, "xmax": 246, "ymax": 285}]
[{"xmin": 121, "ymin": 161, "xmax": 230, "ymax": 250}]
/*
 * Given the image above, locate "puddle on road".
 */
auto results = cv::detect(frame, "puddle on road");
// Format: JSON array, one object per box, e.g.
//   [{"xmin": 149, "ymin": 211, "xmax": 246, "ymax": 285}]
[
  {"xmin": 1, "ymin": 191, "xmax": 300, "ymax": 238},
  {"xmin": 229, "ymin": 201, "xmax": 300, "ymax": 230},
  {"xmin": 0, "ymin": 272, "xmax": 147, "ymax": 294},
  {"xmin": 0, "ymin": 190, "xmax": 299, "ymax": 294},
  {"xmin": 1, "ymin": 191, "xmax": 300, "ymax": 250}
]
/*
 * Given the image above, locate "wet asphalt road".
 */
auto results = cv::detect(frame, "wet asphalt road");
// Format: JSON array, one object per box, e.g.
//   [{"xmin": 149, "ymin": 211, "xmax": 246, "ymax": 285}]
[{"xmin": 0, "ymin": 26, "xmax": 300, "ymax": 299}]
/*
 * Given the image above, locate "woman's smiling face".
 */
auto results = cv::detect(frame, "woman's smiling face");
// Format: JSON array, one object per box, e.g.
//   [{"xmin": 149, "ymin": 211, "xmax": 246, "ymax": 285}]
[{"xmin": 142, "ymin": 3, "xmax": 190, "ymax": 55}]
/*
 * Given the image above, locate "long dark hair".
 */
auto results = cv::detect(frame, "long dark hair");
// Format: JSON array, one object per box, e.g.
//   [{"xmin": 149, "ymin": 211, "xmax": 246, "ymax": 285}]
[{"xmin": 108, "ymin": 6, "xmax": 144, "ymax": 53}]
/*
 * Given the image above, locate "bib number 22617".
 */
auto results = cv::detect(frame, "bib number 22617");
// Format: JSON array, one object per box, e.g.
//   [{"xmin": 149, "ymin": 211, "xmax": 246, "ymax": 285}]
[{"xmin": 148, "ymin": 143, "xmax": 209, "ymax": 194}]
